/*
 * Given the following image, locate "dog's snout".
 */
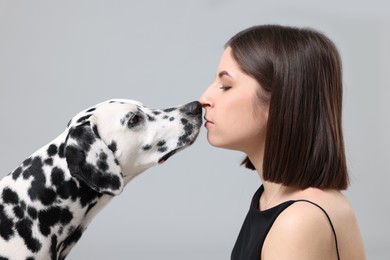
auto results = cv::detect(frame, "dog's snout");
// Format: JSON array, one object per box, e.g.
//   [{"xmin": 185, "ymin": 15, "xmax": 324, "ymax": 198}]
[{"xmin": 183, "ymin": 101, "xmax": 202, "ymax": 116}]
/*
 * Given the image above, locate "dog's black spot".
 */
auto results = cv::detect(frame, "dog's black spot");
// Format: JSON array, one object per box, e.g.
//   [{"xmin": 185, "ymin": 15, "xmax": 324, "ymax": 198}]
[
  {"xmin": 0, "ymin": 257, "xmax": 9, "ymax": 260},
  {"xmin": 13, "ymin": 205, "xmax": 25, "ymax": 219},
  {"xmin": 47, "ymin": 144, "xmax": 58, "ymax": 157},
  {"xmin": 44, "ymin": 158, "xmax": 53, "ymax": 166},
  {"xmin": 158, "ymin": 147, "xmax": 168, "ymax": 153},
  {"xmin": 69, "ymin": 124, "xmax": 96, "ymax": 151},
  {"xmin": 92, "ymin": 173, "xmax": 121, "ymax": 194},
  {"xmin": 58, "ymin": 143, "xmax": 65, "ymax": 158},
  {"xmin": 57, "ymin": 179, "xmax": 79, "ymax": 201},
  {"xmin": 34, "ymin": 187, "xmax": 57, "ymax": 206},
  {"xmin": 147, "ymin": 114, "xmax": 156, "ymax": 122},
  {"xmin": 78, "ymin": 184, "xmax": 100, "ymax": 207},
  {"xmin": 178, "ymin": 124, "xmax": 194, "ymax": 146},
  {"xmin": 163, "ymin": 115, "xmax": 169, "ymax": 119},
  {"xmin": 21, "ymin": 201, "xmax": 27, "ymax": 210},
  {"xmin": 97, "ymin": 152, "xmax": 109, "ymax": 171},
  {"xmin": 26, "ymin": 161, "xmax": 58, "ymax": 205},
  {"xmin": 114, "ymin": 159, "xmax": 120, "ymax": 165},
  {"xmin": 163, "ymin": 108, "xmax": 177, "ymax": 113},
  {"xmin": 38, "ymin": 206, "xmax": 73, "ymax": 236},
  {"xmin": 60, "ymin": 209, "xmax": 73, "ymax": 226},
  {"xmin": 156, "ymin": 142, "xmax": 168, "ymax": 153},
  {"xmin": 26, "ymin": 257, "xmax": 35, "ymax": 260},
  {"xmin": 0, "ymin": 205, "xmax": 14, "ymax": 240},
  {"xmin": 27, "ymin": 163, "xmax": 58, "ymax": 205},
  {"xmin": 169, "ymin": 117, "xmax": 175, "ymax": 121},
  {"xmin": 152, "ymin": 111, "xmax": 161, "ymax": 115},
  {"xmin": 64, "ymin": 146, "xmax": 83, "ymax": 170},
  {"xmin": 108, "ymin": 141, "xmax": 117, "ymax": 153},
  {"xmin": 51, "ymin": 167, "xmax": 65, "ymax": 186},
  {"xmin": 157, "ymin": 140, "xmax": 166, "ymax": 147},
  {"xmin": 23, "ymin": 157, "xmax": 44, "ymax": 180},
  {"xmin": 2, "ymin": 187, "xmax": 19, "ymax": 204},
  {"xmin": 28, "ymin": 206, "xmax": 38, "ymax": 220},
  {"xmin": 184, "ymin": 123, "xmax": 194, "ymax": 133},
  {"xmin": 51, "ymin": 235, "xmax": 58, "ymax": 260},
  {"xmin": 177, "ymin": 120, "xmax": 195, "ymax": 146},
  {"xmin": 77, "ymin": 115, "xmax": 92, "ymax": 124},
  {"xmin": 178, "ymin": 136, "xmax": 190, "ymax": 146},
  {"xmin": 23, "ymin": 157, "xmax": 32, "ymax": 166},
  {"xmin": 142, "ymin": 145, "xmax": 152, "ymax": 151},
  {"xmin": 15, "ymin": 219, "xmax": 42, "ymax": 252},
  {"xmin": 86, "ymin": 107, "xmax": 96, "ymax": 113},
  {"xmin": 12, "ymin": 166, "xmax": 23, "ymax": 180}
]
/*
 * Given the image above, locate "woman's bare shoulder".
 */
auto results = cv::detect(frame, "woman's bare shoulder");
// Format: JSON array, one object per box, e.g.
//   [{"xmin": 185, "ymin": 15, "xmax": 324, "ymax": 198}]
[
  {"xmin": 262, "ymin": 200, "xmax": 339, "ymax": 259},
  {"xmin": 262, "ymin": 189, "xmax": 366, "ymax": 260}
]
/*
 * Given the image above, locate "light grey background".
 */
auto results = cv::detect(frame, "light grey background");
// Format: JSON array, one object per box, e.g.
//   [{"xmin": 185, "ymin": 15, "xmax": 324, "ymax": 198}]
[{"xmin": 0, "ymin": 1, "xmax": 389, "ymax": 259}]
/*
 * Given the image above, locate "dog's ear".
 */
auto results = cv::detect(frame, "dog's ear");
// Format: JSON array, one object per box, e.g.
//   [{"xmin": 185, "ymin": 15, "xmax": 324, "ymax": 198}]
[{"xmin": 64, "ymin": 121, "xmax": 124, "ymax": 195}]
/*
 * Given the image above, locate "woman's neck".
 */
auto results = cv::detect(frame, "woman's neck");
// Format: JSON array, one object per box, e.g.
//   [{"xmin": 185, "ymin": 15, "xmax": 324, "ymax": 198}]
[
  {"xmin": 259, "ymin": 181, "xmax": 302, "ymax": 210},
  {"xmin": 247, "ymin": 150, "xmax": 298, "ymax": 209}
]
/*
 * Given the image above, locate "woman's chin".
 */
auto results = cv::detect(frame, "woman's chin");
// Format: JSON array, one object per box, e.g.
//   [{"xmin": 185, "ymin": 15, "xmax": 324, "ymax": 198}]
[{"xmin": 207, "ymin": 137, "xmax": 241, "ymax": 151}]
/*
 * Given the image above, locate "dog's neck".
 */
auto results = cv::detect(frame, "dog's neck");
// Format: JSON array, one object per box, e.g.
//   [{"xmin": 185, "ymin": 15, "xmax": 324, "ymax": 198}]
[{"xmin": 19, "ymin": 133, "xmax": 118, "ymax": 258}]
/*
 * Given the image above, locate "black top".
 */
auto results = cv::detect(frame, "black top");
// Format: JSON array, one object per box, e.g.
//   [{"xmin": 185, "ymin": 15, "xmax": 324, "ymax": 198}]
[{"xmin": 231, "ymin": 185, "xmax": 340, "ymax": 260}]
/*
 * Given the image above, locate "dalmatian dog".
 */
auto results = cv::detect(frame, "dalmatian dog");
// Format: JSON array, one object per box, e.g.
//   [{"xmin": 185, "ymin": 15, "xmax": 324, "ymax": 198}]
[{"xmin": 0, "ymin": 99, "xmax": 202, "ymax": 259}]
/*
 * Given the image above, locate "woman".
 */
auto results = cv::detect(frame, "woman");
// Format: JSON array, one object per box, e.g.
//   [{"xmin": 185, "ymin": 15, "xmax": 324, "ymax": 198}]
[{"xmin": 199, "ymin": 25, "xmax": 365, "ymax": 259}]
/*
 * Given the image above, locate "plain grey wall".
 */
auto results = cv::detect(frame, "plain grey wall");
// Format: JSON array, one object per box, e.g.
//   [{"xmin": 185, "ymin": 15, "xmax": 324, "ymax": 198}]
[{"xmin": 1, "ymin": 1, "xmax": 389, "ymax": 259}]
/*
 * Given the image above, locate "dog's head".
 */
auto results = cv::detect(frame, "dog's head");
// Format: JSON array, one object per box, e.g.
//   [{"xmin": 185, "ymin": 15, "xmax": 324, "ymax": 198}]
[{"xmin": 64, "ymin": 99, "xmax": 202, "ymax": 195}]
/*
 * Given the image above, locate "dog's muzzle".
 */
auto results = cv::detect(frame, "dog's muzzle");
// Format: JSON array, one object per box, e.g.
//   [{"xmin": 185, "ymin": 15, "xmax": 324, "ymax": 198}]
[{"xmin": 158, "ymin": 101, "xmax": 202, "ymax": 164}]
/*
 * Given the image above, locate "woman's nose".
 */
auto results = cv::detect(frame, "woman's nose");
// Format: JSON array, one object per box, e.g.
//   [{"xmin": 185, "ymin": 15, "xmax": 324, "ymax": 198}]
[{"xmin": 198, "ymin": 88, "xmax": 213, "ymax": 108}]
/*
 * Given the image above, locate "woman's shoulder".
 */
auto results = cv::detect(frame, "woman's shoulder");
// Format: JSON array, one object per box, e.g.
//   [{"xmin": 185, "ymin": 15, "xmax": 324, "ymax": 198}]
[
  {"xmin": 293, "ymin": 188, "xmax": 360, "ymax": 238},
  {"xmin": 262, "ymin": 188, "xmax": 366, "ymax": 259},
  {"xmin": 295, "ymin": 188, "xmax": 354, "ymax": 219}
]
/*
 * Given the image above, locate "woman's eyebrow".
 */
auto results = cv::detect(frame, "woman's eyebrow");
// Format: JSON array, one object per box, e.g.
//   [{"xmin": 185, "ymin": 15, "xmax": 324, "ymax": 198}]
[{"xmin": 218, "ymin": 71, "xmax": 232, "ymax": 78}]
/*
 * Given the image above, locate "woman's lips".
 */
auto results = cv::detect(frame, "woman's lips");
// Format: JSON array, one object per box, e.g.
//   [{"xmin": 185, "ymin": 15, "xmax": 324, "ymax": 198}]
[{"xmin": 204, "ymin": 117, "xmax": 214, "ymax": 128}]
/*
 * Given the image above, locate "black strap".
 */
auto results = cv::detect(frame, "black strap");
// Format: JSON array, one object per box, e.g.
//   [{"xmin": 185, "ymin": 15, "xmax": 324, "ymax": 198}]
[{"xmin": 294, "ymin": 200, "xmax": 341, "ymax": 260}]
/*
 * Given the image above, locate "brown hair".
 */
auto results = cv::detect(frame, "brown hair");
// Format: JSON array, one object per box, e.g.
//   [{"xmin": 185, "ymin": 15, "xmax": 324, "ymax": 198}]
[{"xmin": 226, "ymin": 25, "xmax": 349, "ymax": 190}]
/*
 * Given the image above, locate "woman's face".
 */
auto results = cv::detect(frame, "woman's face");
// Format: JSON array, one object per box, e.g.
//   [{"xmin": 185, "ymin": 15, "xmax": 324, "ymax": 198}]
[{"xmin": 199, "ymin": 47, "xmax": 269, "ymax": 156}]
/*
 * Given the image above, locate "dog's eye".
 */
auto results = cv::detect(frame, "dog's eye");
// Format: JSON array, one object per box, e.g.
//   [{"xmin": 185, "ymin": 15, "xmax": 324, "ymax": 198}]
[{"xmin": 127, "ymin": 114, "xmax": 141, "ymax": 128}]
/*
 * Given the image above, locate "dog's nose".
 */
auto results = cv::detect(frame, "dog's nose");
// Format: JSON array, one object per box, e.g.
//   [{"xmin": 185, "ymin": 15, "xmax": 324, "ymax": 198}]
[{"xmin": 183, "ymin": 101, "xmax": 202, "ymax": 116}]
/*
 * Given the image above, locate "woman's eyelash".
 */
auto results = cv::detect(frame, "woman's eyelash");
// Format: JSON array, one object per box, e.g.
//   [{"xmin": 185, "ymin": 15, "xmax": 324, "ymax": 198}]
[{"xmin": 220, "ymin": 86, "xmax": 232, "ymax": 91}]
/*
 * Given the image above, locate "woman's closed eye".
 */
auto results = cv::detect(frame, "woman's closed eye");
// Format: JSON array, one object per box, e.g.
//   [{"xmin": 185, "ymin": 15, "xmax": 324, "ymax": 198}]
[{"xmin": 220, "ymin": 86, "xmax": 232, "ymax": 91}]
